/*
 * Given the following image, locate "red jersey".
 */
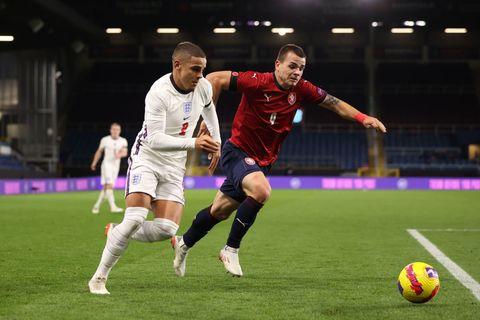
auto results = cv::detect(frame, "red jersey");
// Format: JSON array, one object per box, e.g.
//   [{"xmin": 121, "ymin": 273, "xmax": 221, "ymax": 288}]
[{"xmin": 228, "ymin": 71, "xmax": 327, "ymax": 166}]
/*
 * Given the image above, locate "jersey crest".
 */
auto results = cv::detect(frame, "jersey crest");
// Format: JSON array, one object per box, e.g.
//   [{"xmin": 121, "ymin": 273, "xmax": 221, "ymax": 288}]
[
  {"xmin": 244, "ymin": 157, "xmax": 256, "ymax": 165},
  {"xmin": 287, "ymin": 92, "xmax": 296, "ymax": 105},
  {"xmin": 183, "ymin": 101, "xmax": 192, "ymax": 114}
]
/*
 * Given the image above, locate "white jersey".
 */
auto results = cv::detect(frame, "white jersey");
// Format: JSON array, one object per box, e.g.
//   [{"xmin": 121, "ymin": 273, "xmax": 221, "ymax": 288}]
[
  {"xmin": 99, "ymin": 135, "xmax": 128, "ymax": 168},
  {"xmin": 131, "ymin": 73, "xmax": 221, "ymax": 170}
]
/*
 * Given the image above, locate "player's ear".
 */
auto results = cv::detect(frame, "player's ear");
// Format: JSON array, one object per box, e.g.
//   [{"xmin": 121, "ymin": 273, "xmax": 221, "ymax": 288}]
[{"xmin": 173, "ymin": 59, "xmax": 181, "ymax": 70}]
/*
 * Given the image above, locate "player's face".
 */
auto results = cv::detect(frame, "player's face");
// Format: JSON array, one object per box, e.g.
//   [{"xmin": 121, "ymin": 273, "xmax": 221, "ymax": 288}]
[
  {"xmin": 175, "ymin": 56, "xmax": 207, "ymax": 91},
  {"xmin": 110, "ymin": 125, "xmax": 121, "ymax": 139},
  {"xmin": 275, "ymin": 52, "xmax": 306, "ymax": 89}
]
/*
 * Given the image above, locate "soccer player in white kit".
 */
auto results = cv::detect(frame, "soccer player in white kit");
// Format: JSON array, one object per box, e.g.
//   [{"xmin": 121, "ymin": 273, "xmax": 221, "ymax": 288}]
[
  {"xmin": 88, "ymin": 42, "xmax": 221, "ymax": 294},
  {"xmin": 90, "ymin": 123, "xmax": 128, "ymax": 213}
]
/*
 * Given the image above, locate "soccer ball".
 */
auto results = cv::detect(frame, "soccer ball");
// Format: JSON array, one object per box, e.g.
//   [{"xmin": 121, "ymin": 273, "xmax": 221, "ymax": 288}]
[{"xmin": 397, "ymin": 262, "xmax": 440, "ymax": 303}]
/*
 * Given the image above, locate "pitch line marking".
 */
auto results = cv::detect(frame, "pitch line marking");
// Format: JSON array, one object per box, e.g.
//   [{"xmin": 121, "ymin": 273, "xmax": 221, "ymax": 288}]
[
  {"xmin": 407, "ymin": 228, "xmax": 480, "ymax": 302},
  {"xmin": 416, "ymin": 229, "xmax": 480, "ymax": 232}
]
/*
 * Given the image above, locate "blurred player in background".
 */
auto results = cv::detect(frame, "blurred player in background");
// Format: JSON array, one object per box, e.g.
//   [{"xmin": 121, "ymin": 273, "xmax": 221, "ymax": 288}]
[
  {"xmin": 90, "ymin": 122, "xmax": 128, "ymax": 214},
  {"xmin": 88, "ymin": 42, "xmax": 221, "ymax": 294},
  {"xmin": 172, "ymin": 44, "xmax": 387, "ymax": 277}
]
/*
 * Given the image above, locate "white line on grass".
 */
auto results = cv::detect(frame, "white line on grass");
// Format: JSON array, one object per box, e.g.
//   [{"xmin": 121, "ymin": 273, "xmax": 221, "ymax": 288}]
[
  {"xmin": 407, "ymin": 228, "xmax": 480, "ymax": 301},
  {"xmin": 417, "ymin": 229, "xmax": 480, "ymax": 232}
]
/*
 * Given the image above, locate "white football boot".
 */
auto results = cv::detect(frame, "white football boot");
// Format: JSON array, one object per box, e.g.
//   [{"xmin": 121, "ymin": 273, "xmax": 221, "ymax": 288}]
[
  {"xmin": 110, "ymin": 207, "xmax": 123, "ymax": 213},
  {"xmin": 172, "ymin": 236, "xmax": 189, "ymax": 277},
  {"xmin": 88, "ymin": 276, "xmax": 110, "ymax": 295},
  {"xmin": 219, "ymin": 245, "xmax": 243, "ymax": 277},
  {"xmin": 91, "ymin": 206, "xmax": 100, "ymax": 214}
]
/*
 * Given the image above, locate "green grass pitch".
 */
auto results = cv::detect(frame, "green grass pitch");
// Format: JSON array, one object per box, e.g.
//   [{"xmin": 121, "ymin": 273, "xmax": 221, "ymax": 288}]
[{"xmin": 1, "ymin": 190, "xmax": 479, "ymax": 319}]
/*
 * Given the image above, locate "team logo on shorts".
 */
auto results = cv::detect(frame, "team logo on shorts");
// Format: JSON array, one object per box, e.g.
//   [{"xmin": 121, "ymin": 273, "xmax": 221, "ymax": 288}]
[
  {"xmin": 183, "ymin": 101, "xmax": 192, "ymax": 114},
  {"xmin": 132, "ymin": 174, "xmax": 141, "ymax": 185},
  {"xmin": 244, "ymin": 157, "xmax": 256, "ymax": 165},
  {"xmin": 288, "ymin": 92, "xmax": 296, "ymax": 105}
]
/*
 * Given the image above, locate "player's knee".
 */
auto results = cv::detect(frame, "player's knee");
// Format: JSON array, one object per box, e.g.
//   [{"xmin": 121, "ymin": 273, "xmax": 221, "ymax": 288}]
[
  {"xmin": 251, "ymin": 184, "xmax": 271, "ymax": 203},
  {"xmin": 122, "ymin": 207, "xmax": 149, "ymax": 234},
  {"xmin": 153, "ymin": 218, "xmax": 179, "ymax": 239}
]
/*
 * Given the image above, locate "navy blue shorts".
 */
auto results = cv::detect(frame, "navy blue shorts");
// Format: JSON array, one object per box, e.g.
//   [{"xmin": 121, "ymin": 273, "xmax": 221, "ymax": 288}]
[{"xmin": 219, "ymin": 140, "xmax": 271, "ymax": 203}]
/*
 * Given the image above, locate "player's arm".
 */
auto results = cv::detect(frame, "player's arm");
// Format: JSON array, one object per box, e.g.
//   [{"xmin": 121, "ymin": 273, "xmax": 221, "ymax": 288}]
[
  {"xmin": 146, "ymin": 91, "xmax": 219, "ymax": 153},
  {"xmin": 319, "ymin": 94, "xmax": 387, "ymax": 133},
  {"xmin": 206, "ymin": 71, "xmax": 232, "ymax": 105},
  {"xmin": 90, "ymin": 147, "xmax": 103, "ymax": 171},
  {"xmin": 115, "ymin": 147, "xmax": 128, "ymax": 159}
]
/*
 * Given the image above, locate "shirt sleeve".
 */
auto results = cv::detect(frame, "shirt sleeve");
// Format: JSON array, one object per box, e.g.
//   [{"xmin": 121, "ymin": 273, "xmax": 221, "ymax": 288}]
[
  {"xmin": 144, "ymin": 88, "xmax": 196, "ymax": 151},
  {"xmin": 229, "ymin": 71, "xmax": 262, "ymax": 93},
  {"xmin": 122, "ymin": 138, "xmax": 128, "ymax": 148},
  {"xmin": 98, "ymin": 137, "xmax": 106, "ymax": 150},
  {"xmin": 298, "ymin": 79, "xmax": 327, "ymax": 104}
]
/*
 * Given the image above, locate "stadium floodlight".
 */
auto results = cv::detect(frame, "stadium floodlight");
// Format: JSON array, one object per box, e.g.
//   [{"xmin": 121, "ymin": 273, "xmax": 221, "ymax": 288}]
[
  {"xmin": 271, "ymin": 28, "xmax": 294, "ymax": 36},
  {"xmin": 262, "ymin": 21, "xmax": 272, "ymax": 26},
  {"xmin": 371, "ymin": 21, "xmax": 383, "ymax": 27},
  {"xmin": 391, "ymin": 28, "xmax": 414, "ymax": 33},
  {"xmin": 213, "ymin": 28, "xmax": 236, "ymax": 33},
  {"xmin": 444, "ymin": 28, "xmax": 467, "ymax": 34},
  {"xmin": 403, "ymin": 21, "xmax": 415, "ymax": 27},
  {"xmin": 157, "ymin": 28, "xmax": 179, "ymax": 34},
  {"xmin": 416, "ymin": 20, "xmax": 426, "ymax": 26},
  {"xmin": 331, "ymin": 28, "xmax": 355, "ymax": 34},
  {"xmin": 106, "ymin": 28, "xmax": 122, "ymax": 34},
  {"xmin": 0, "ymin": 35, "xmax": 14, "ymax": 41}
]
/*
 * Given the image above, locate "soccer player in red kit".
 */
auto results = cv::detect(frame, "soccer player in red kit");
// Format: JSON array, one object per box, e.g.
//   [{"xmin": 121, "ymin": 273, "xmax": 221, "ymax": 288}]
[{"xmin": 172, "ymin": 44, "xmax": 386, "ymax": 277}]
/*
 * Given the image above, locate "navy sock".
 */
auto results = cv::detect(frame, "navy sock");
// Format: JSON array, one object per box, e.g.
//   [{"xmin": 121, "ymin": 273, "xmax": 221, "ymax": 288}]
[
  {"xmin": 226, "ymin": 196, "xmax": 263, "ymax": 249},
  {"xmin": 182, "ymin": 206, "xmax": 220, "ymax": 248}
]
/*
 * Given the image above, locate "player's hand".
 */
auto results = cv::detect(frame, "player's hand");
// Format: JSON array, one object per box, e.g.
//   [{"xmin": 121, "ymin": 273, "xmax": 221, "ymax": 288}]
[
  {"xmin": 195, "ymin": 135, "xmax": 220, "ymax": 153},
  {"xmin": 197, "ymin": 121, "xmax": 211, "ymax": 137},
  {"xmin": 362, "ymin": 116, "xmax": 387, "ymax": 133},
  {"xmin": 90, "ymin": 163, "xmax": 96, "ymax": 171},
  {"xmin": 207, "ymin": 150, "xmax": 221, "ymax": 176}
]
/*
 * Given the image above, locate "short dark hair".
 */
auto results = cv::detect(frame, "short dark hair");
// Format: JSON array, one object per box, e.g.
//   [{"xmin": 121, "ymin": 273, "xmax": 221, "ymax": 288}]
[
  {"xmin": 110, "ymin": 122, "xmax": 121, "ymax": 128},
  {"xmin": 172, "ymin": 42, "xmax": 206, "ymax": 61},
  {"xmin": 276, "ymin": 44, "xmax": 306, "ymax": 62}
]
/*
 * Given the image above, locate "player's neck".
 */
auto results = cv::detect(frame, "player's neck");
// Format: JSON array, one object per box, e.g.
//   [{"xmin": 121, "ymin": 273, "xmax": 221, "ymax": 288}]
[
  {"xmin": 170, "ymin": 72, "xmax": 191, "ymax": 94},
  {"xmin": 273, "ymin": 71, "xmax": 292, "ymax": 91}
]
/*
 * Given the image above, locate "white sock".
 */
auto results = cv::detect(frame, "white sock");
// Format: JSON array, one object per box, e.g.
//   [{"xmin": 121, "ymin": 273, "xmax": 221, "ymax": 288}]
[
  {"xmin": 131, "ymin": 218, "xmax": 179, "ymax": 242},
  {"xmin": 105, "ymin": 189, "xmax": 117, "ymax": 210},
  {"xmin": 92, "ymin": 207, "xmax": 148, "ymax": 279},
  {"xmin": 93, "ymin": 190, "xmax": 106, "ymax": 208}
]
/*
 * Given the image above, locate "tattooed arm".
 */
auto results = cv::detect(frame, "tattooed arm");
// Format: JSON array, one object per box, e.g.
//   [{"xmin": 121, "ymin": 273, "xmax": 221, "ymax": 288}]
[{"xmin": 319, "ymin": 94, "xmax": 387, "ymax": 133}]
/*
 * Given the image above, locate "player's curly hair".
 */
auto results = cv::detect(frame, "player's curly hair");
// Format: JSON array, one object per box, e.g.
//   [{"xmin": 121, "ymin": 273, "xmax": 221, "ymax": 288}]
[
  {"xmin": 172, "ymin": 42, "xmax": 206, "ymax": 61},
  {"xmin": 277, "ymin": 44, "xmax": 306, "ymax": 62}
]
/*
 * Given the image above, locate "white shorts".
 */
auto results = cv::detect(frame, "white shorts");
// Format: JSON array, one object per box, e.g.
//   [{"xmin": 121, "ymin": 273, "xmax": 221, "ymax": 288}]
[
  {"xmin": 100, "ymin": 164, "xmax": 120, "ymax": 186},
  {"xmin": 125, "ymin": 158, "xmax": 185, "ymax": 205}
]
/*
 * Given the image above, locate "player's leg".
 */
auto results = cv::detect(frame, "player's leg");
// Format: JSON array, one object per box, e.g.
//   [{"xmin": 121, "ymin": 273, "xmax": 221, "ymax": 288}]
[
  {"xmin": 218, "ymin": 172, "xmax": 270, "ymax": 277},
  {"xmin": 182, "ymin": 190, "xmax": 239, "ymax": 247},
  {"xmin": 131, "ymin": 200, "xmax": 183, "ymax": 242},
  {"xmin": 105, "ymin": 167, "xmax": 122, "ymax": 212},
  {"xmin": 130, "ymin": 169, "xmax": 184, "ymax": 242},
  {"xmin": 172, "ymin": 190, "xmax": 239, "ymax": 277},
  {"xmin": 92, "ymin": 180, "xmax": 107, "ymax": 214},
  {"xmin": 226, "ymin": 171, "xmax": 270, "ymax": 249},
  {"xmin": 89, "ymin": 192, "xmax": 150, "ymax": 294},
  {"xmin": 89, "ymin": 162, "xmax": 156, "ymax": 294}
]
